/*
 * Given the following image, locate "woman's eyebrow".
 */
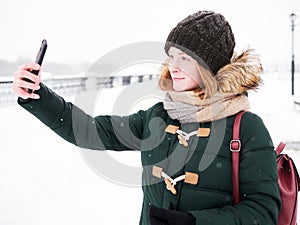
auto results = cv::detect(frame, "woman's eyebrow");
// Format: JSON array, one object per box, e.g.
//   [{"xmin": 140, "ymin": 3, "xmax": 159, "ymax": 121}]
[
  {"xmin": 179, "ymin": 52, "xmax": 192, "ymax": 58},
  {"xmin": 169, "ymin": 51, "xmax": 185, "ymax": 55}
]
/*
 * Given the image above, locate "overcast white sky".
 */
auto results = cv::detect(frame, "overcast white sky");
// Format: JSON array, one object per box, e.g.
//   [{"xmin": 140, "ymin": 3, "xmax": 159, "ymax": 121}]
[{"xmin": 1, "ymin": 0, "xmax": 299, "ymax": 68}]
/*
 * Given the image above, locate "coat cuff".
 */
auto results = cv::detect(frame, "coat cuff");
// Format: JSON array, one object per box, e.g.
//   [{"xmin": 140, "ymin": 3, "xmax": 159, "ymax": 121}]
[{"xmin": 17, "ymin": 83, "xmax": 68, "ymax": 129}]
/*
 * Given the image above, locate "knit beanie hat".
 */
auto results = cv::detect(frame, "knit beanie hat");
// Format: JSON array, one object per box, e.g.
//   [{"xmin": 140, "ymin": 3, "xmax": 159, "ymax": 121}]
[{"xmin": 165, "ymin": 10, "xmax": 235, "ymax": 75}]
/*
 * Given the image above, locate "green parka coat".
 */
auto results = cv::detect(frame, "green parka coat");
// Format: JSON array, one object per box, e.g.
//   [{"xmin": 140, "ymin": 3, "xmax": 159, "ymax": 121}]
[{"xmin": 18, "ymin": 51, "xmax": 281, "ymax": 225}]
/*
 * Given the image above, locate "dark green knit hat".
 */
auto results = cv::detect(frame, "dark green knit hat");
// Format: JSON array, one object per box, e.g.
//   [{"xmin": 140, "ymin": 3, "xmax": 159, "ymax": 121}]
[{"xmin": 165, "ymin": 10, "xmax": 235, "ymax": 75}]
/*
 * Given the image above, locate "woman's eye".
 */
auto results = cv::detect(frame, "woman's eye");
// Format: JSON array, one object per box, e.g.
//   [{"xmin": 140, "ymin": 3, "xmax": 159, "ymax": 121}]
[{"xmin": 182, "ymin": 56, "xmax": 190, "ymax": 61}]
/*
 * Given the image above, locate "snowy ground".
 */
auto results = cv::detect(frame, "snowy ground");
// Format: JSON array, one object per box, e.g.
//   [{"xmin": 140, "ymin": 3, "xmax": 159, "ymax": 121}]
[{"xmin": 0, "ymin": 72, "xmax": 300, "ymax": 225}]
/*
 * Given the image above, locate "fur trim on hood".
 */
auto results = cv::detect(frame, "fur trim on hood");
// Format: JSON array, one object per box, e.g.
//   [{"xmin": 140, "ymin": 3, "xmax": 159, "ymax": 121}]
[{"xmin": 216, "ymin": 49, "xmax": 263, "ymax": 95}]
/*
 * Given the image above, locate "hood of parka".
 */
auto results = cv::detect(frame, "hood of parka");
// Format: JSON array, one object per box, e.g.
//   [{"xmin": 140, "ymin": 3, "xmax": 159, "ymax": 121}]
[{"xmin": 216, "ymin": 49, "xmax": 263, "ymax": 95}]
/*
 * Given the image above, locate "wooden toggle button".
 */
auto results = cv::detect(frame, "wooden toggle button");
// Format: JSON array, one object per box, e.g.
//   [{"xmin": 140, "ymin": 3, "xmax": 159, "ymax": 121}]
[
  {"xmin": 177, "ymin": 135, "xmax": 188, "ymax": 147},
  {"xmin": 164, "ymin": 178, "xmax": 177, "ymax": 195}
]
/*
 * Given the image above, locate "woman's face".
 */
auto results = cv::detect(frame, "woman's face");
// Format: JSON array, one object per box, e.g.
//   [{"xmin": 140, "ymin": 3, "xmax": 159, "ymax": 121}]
[{"xmin": 168, "ymin": 46, "xmax": 203, "ymax": 92}]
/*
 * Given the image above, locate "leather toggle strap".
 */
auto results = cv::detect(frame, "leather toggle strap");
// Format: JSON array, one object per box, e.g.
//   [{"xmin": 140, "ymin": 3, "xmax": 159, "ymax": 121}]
[
  {"xmin": 197, "ymin": 128, "xmax": 210, "ymax": 137},
  {"xmin": 165, "ymin": 125, "xmax": 210, "ymax": 147},
  {"xmin": 184, "ymin": 172, "xmax": 199, "ymax": 185},
  {"xmin": 152, "ymin": 166, "xmax": 199, "ymax": 195},
  {"xmin": 165, "ymin": 125, "xmax": 180, "ymax": 134},
  {"xmin": 152, "ymin": 166, "xmax": 164, "ymax": 178}
]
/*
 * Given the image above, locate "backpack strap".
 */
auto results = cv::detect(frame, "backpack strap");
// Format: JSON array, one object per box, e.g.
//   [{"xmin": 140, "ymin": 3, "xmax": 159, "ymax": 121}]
[
  {"xmin": 231, "ymin": 111, "xmax": 246, "ymax": 205},
  {"xmin": 275, "ymin": 142, "xmax": 286, "ymax": 155}
]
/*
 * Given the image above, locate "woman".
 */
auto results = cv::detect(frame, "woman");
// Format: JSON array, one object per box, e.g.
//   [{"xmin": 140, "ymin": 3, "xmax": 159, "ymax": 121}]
[{"xmin": 13, "ymin": 10, "xmax": 281, "ymax": 225}]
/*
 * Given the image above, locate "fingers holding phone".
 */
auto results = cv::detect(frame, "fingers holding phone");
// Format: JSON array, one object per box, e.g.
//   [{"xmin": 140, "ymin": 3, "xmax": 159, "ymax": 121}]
[{"xmin": 13, "ymin": 63, "xmax": 41, "ymax": 99}]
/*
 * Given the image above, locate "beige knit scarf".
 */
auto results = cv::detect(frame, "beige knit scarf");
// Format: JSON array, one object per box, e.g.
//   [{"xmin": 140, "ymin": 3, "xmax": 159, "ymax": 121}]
[{"xmin": 163, "ymin": 90, "xmax": 250, "ymax": 123}]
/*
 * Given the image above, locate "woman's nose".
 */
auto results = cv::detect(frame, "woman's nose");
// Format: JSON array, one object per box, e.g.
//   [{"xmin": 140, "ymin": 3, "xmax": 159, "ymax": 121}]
[{"xmin": 169, "ymin": 64, "xmax": 181, "ymax": 73}]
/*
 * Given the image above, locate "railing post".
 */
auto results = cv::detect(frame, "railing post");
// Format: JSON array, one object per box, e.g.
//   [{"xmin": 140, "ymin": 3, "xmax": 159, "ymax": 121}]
[
  {"xmin": 138, "ymin": 75, "xmax": 143, "ymax": 83},
  {"xmin": 122, "ymin": 76, "xmax": 131, "ymax": 85}
]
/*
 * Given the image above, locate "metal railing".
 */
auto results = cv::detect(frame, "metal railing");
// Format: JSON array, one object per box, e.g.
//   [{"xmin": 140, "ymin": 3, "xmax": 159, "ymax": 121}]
[{"xmin": 0, "ymin": 74, "xmax": 158, "ymax": 108}]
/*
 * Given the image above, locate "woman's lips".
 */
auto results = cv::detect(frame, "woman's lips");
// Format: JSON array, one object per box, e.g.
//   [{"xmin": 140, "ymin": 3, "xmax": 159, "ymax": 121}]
[{"xmin": 172, "ymin": 77, "xmax": 185, "ymax": 81}]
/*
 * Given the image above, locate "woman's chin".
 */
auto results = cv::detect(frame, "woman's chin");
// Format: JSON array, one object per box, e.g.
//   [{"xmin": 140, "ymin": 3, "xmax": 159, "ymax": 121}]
[{"xmin": 173, "ymin": 85, "xmax": 186, "ymax": 92}]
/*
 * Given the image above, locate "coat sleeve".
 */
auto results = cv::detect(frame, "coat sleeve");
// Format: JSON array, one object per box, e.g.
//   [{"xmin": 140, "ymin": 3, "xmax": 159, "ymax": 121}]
[
  {"xmin": 188, "ymin": 112, "xmax": 281, "ymax": 225},
  {"xmin": 18, "ymin": 83, "xmax": 145, "ymax": 151}
]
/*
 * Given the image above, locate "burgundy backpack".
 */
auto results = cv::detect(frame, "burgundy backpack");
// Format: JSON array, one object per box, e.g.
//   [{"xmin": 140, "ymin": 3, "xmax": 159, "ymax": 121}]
[{"xmin": 231, "ymin": 111, "xmax": 300, "ymax": 225}]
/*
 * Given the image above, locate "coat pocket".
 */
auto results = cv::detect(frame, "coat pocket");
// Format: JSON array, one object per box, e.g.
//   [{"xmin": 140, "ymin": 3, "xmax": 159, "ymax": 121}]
[{"xmin": 178, "ymin": 186, "xmax": 233, "ymax": 211}]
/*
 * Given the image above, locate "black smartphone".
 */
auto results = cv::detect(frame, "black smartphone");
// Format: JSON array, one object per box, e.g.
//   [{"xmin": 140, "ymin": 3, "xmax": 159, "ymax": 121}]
[{"xmin": 27, "ymin": 39, "xmax": 47, "ymax": 93}]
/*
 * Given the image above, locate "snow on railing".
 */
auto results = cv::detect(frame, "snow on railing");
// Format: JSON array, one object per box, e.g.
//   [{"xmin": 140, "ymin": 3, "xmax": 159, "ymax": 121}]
[
  {"xmin": 0, "ymin": 73, "xmax": 158, "ymax": 108},
  {"xmin": 285, "ymin": 141, "xmax": 300, "ymax": 151}
]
